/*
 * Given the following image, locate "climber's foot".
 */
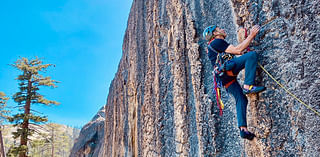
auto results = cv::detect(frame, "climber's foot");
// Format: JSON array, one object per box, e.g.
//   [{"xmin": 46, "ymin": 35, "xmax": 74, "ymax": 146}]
[
  {"xmin": 240, "ymin": 129, "xmax": 255, "ymax": 140},
  {"xmin": 243, "ymin": 85, "xmax": 266, "ymax": 94}
]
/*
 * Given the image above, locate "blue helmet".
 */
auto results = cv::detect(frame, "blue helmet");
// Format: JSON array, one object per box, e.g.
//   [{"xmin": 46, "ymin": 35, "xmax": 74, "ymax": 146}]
[{"xmin": 203, "ymin": 25, "xmax": 217, "ymax": 41}]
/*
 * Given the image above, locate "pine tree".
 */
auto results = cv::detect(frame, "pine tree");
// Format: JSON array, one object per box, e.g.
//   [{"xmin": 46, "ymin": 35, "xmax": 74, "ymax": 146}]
[
  {"xmin": 7, "ymin": 57, "xmax": 60, "ymax": 157},
  {"xmin": 0, "ymin": 92, "xmax": 9, "ymax": 121},
  {"xmin": 25, "ymin": 123, "xmax": 72, "ymax": 157},
  {"xmin": 0, "ymin": 92, "xmax": 9, "ymax": 157}
]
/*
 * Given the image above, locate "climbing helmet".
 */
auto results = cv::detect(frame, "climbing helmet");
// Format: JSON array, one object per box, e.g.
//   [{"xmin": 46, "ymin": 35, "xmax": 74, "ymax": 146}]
[{"xmin": 203, "ymin": 25, "xmax": 217, "ymax": 41}]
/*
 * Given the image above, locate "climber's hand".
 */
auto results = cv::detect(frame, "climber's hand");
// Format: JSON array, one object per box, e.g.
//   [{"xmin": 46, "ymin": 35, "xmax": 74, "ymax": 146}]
[{"xmin": 249, "ymin": 25, "xmax": 260, "ymax": 37}]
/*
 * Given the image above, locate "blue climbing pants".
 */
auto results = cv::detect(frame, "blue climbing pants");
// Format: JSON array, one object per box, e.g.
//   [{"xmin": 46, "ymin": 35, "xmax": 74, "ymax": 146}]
[
  {"xmin": 226, "ymin": 51, "xmax": 258, "ymax": 127},
  {"xmin": 231, "ymin": 51, "xmax": 258, "ymax": 85}
]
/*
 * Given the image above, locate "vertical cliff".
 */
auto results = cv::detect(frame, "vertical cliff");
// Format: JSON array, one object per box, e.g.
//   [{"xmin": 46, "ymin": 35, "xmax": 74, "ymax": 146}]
[{"xmin": 104, "ymin": 0, "xmax": 320, "ymax": 156}]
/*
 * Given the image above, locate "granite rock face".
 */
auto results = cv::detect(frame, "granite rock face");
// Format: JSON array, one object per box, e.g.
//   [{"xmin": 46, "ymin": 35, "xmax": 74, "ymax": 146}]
[
  {"xmin": 104, "ymin": 0, "xmax": 320, "ymax": 156},
  {"xmin": 70, "ymin": 106, "xmax": 105, "ymax": 157}
]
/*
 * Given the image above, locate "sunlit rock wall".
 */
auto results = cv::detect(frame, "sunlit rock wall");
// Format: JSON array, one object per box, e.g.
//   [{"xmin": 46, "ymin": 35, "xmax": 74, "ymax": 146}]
[{"xmin": 104, "ymin": 0, "xmax": 320, "ymax": 156}]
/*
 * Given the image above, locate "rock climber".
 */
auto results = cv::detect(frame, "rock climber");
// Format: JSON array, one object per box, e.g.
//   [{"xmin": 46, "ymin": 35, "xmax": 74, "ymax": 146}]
[{"xmin": 203, "ymin": 25, "xmax": 266, "ymax": 140}]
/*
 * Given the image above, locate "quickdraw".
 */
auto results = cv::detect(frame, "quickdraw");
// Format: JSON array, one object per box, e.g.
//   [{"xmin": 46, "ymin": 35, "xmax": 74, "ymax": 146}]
[
  {"xmin": 213, "ymin": 62, "xmax": 236, "ymax": 116},
  {"xmin": 214, "ymin": 74, "xmax": 224, "ymax": 116},
  {"xmin": 208, "ymin": 38, "xmax": 237, "ymax": 116}
]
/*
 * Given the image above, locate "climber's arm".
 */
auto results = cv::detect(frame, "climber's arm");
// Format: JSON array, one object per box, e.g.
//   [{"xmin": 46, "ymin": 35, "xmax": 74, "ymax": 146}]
[{"xmin": 225, "ymin": 25, "xmax": 260, "ymax": 55}]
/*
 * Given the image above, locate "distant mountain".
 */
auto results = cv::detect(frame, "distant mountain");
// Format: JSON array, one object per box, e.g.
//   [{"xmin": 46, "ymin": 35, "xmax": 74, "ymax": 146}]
[
  {"xmin": 2, "ymin": 123, "xmax": 80, "ymax": 157},
  {"xmin": 69, "ymin": 106, "xmax": 105, "ymax": 157}
]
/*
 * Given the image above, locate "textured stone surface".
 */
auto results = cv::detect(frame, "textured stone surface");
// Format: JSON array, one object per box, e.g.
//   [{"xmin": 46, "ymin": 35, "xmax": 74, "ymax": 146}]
[
  {"xmin": 102, "ymin": 0, "xmax": 320, "ymax": 156},
  {"xmin": 70, "ymin": 106, "xmax": 105, "ymax": 157}
]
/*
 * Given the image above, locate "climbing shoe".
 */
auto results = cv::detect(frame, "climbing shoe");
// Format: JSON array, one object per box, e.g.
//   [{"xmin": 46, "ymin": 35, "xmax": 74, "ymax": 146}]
[
  {"xmin": 240, "ymin": 130, "xmax": 255, "ymax": 140},
  {"xmin": 243, "ymin": 85, "xmax": 266, "ymax": 94}
]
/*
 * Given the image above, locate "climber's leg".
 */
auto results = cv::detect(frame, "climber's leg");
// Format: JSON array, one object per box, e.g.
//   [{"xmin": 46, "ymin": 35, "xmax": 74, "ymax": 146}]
[
  {"xmin": 232, "ymin": 51, "xmax": 258, "ymax": 85},
  {"xmin": 231, "ymin": 51, "xmax": 265, "ymax": 94},
  {"xmin": 227, "ymin": 81, "xmax": 255, "ymax": 140},
  {"xmin": 226, "ymin": 81, "xmax": 248, "ymax": 128}
]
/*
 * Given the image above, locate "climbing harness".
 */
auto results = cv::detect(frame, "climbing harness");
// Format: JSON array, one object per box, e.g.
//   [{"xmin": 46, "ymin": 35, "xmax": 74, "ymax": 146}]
[{"xmin": 208, "ymin": 38, "xmax": 237, "ymax": 116}]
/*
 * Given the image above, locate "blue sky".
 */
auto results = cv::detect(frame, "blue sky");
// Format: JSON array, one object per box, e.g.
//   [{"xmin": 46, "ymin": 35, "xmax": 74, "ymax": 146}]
[{"xmin": 0, "ymin": 0, "xmax": 132, "ymax": 127}]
